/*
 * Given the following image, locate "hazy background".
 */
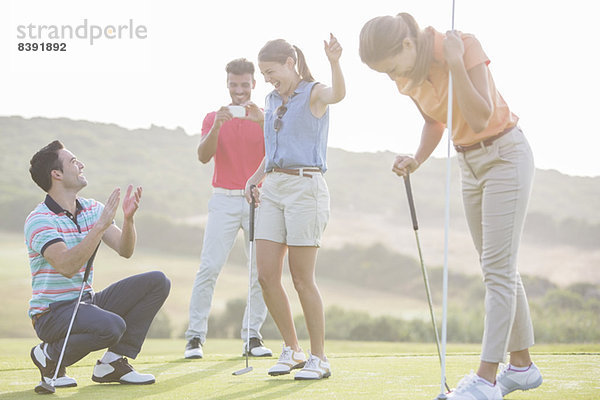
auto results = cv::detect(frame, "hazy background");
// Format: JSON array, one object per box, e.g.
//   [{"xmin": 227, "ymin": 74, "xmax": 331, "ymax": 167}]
[{"xmin": 1, "ymin": 118, "xmax": 598, "ymax": 341}]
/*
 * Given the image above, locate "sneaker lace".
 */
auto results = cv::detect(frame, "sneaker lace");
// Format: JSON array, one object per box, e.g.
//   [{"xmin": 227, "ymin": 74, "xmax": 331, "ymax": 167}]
[
  {"xmin": 279, "ymin": 345, "xmax": 291, "ymax": 360},
  {"xmin": 497, "ymin": 364, "xmax": 511, "ymax": 380},
  {"xmin": 189, "ymin": 337, "xmax": 201, "ymax": 348},
  {"xmin": 454, "ymin": 372, "xmax": 479, "ymax": 393},
  {"xmin": 304, "ymin": 354, "xmax": 319, "ymax": 370},
  {"xmin": 114, "ymin": 357, "xmax": 134, "ymax": 373},
  {"xmin": 248, "ymin": 337, "xmax": 262, "ymax": 349}
]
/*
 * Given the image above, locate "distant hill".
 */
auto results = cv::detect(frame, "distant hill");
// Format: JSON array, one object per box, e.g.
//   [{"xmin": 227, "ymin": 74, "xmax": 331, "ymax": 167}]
[
  {"xmin": 2, "ymin": 116, "xmax": 599, "ymax": 285},
  {"xmin": 2, "ymin": 115, "xmax": 598, "ymax": 221}
]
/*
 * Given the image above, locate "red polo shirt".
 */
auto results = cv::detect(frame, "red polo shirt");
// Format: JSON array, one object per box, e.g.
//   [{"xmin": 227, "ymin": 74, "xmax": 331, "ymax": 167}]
[{"xmin": 201, "ymin": 112, "xmax": 265, "ymax": 190}]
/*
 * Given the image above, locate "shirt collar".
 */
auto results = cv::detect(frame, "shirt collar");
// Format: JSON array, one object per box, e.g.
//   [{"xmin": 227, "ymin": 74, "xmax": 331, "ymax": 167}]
[
  {"xmin": 271, "ymin": 79, "xmax": 313, "ymax": 100},
  {"xmin": 430, "ymin": 27, "xmax": 446, "ymax": 64},
  {"xmin": 44, "ymin": 194, "xmax": 83, "ymax": 216},
  {"xmin": 293, "ymin": 80, "xmax": 312, "ymax": 94}
]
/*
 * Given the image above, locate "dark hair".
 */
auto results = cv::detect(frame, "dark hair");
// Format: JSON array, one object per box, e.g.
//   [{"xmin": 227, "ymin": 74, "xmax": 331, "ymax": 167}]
[
  {"xmin": 225, "ymin": 58, "xmax": 255, "ymax": 77},
  {"xmin": 29, "ymin": 140, "xmax": 64, "ymax": 192},
  {"xmin": 359, "ymin": 12, "xmax": 433, "ymax": 89},
  {"xmin": 258, "ymin": 39, "xmax": 315, "ymax": 82}
]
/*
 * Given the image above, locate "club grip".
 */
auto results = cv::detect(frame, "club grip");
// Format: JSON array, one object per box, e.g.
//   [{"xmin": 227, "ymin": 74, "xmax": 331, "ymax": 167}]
[
  {"xmin": 403, "ymin": 174, "xmax": 419, "ymax": 231},
  {"xmin": 249, "ymin": 185, "xmax": 256, "ymax": 241}
]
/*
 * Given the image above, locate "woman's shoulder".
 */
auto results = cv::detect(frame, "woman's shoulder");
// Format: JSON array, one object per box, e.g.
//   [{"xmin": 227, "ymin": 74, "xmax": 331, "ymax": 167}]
[{"xmin": 461, "ymin": 33, "xmax": 490, "ymax": 68}]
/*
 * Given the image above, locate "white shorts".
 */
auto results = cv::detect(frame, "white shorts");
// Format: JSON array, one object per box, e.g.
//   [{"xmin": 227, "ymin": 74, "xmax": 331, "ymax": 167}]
[{"xmin": 255, "ymin": 171, "xmax": 330, "ymax": 247}]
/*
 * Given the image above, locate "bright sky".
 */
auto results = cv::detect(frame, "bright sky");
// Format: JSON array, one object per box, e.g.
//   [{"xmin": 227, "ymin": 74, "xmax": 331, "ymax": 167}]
[{"xmin": 1, "ymin": 0, "xmax": 598, "ymax": 177}]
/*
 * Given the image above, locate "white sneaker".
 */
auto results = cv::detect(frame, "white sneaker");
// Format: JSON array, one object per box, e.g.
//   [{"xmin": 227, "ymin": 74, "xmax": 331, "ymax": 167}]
[
  {"xmin": 497, "ymin": 362, "xmax": 543, "ymax": 396},
  {"xmin": 294, "ymin": 353, "xmax": 331, "ymax": 380},
  {"xmin": 268, "ymin": 345, "xmax": 306, "ymax": 376},
  {"xmin": 447, "ymin": 371, "xmax": 502, "ymax": 400},
  {"xmin": 243, "ymin": 337, "xmax": 273, "ymax": 357}
]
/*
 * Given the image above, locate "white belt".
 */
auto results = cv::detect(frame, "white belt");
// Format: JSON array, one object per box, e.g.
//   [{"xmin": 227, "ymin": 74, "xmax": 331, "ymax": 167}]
[{"xmin": 213, "ymin": 188, "xmax": 245, "ymax": 196}]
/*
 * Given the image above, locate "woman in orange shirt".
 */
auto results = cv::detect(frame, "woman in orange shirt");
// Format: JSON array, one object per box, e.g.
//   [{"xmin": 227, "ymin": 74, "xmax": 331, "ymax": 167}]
[{"xmin": 359, "ymin": 13, "xmax": 542, "ymax": 400}]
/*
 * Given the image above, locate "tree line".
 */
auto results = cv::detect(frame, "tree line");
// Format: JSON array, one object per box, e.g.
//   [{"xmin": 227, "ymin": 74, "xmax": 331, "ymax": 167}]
[{"xmin": 148, "ymin": 281, "xmax": 600, "ymax": 343}]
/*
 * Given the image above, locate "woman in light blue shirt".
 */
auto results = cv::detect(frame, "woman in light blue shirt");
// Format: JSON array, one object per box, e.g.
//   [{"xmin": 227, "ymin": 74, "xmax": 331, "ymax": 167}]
[{"xmin": 245, "ymin": 34, "xmax": 345, "ymax": 380}]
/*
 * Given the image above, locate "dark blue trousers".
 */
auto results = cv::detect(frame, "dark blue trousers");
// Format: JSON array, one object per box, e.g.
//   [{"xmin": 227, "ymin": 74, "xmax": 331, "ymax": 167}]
[{"xmin": 34, "ymin": 271, "xmax": 170, "ymax": 367}]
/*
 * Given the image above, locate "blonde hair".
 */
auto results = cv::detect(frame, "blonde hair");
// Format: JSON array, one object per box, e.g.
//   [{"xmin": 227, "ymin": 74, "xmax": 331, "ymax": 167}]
[
  {"xmin": 258, "ymin": 39, "xmax": 315, "ymax": 82},
  {"xmin": 359, "ymin": 12, "xmax": 433, "ymax": 89}
]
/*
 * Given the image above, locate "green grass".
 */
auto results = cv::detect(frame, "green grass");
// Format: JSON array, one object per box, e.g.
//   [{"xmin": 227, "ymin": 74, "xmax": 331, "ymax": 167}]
[{"xmin": 1, "ymin": 339, "xmax": 599, "ymax": 399}]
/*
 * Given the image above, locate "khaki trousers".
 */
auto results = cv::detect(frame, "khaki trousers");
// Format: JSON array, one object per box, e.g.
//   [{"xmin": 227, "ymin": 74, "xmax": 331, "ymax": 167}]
[
  {"xmin": 185, "ymin": 193, "xmax": 268, "ymax": 343},
  {"xmin": 458, "ymin": 126, "xmax": 535, "ymax": 363}
]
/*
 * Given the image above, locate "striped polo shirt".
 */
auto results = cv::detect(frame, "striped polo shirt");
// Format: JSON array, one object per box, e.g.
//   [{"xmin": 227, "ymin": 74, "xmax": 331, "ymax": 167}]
[{"xmin": 24, "ymin": 195, "xmax": 104, "ymax": 318}]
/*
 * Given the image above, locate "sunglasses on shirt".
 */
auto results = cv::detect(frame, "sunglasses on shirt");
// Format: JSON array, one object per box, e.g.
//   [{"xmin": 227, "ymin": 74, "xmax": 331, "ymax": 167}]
[{"xmin": 273, "ymin": 105, "xmax": 288, "ymax": 133}]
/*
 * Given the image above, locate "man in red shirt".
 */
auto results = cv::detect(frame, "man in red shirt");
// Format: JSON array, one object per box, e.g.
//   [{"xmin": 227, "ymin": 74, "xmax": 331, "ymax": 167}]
[{"xmin": 184, "ymin": 58, "xmax": 272, "ymax": 359}]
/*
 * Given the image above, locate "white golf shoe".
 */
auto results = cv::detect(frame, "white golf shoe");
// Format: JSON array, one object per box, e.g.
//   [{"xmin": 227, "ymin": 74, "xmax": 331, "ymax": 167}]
[
  {"xmin": 294, "ymin": 353, "xmax": 331, "ymax": 380},
  {"xmin": 92, "ymin": 357, "xmax": 155, "ymax": 384},
  {"xmin": 497, "ymin": 362, "xmax": 543, "ymax": 396},
  {"xmin": 243, "ymin": 337, "xmax": 273, "ymax": 357},
  {"xmin": 447, "ymin": 371, "xmax": 502, "ymax": 400},
  {"xmin": 184, "ymin": 337, "xmax": 203, "ymax": 359},
  {"xmin": 31, "ymin": 343, "xmax": 77, "ymax": 389},
  {"xmin": 268, "ymin": 345, "xmax": 306, "ymax": 376}
]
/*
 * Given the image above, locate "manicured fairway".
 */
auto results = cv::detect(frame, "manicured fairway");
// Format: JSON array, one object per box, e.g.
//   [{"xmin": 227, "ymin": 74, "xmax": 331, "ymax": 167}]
[{"xmin": 0, "ymin": 339, "xmax": 598, "ymax": 399}]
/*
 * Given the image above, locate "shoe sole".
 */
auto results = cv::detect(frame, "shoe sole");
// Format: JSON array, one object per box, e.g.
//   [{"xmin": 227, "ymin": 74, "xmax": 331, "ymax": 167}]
[
  {"xmin": 243, "ymin": 353, "xmax": 273, "ymax": 358},
  {"xmin": 268, "ymin": 362, "xmax": 306, "ymax": 376},
  {"xmin": 295, "ymin": 371, "xmax": 331, "ymax": 380},
  {"xmin": 119, "ymin": 378, "xmax": 156, "ymax": 385},
  {"xmin": 92, "ymin": 376, "xmax": 155, "ymax": 385},
  {"xmin": 184, "ymin": 355, "xmax": 203, "ymax": 359},
  {"xmin": 49, "ymin": 380, "xmax": 77, "ymax": 388},
  {"xmin": 57, "ymin": 383, "xmax": 77, "ymax": 388},
  {"xmin": 268, "ymin": 370, "xmax": 290, "ymax": 376}
]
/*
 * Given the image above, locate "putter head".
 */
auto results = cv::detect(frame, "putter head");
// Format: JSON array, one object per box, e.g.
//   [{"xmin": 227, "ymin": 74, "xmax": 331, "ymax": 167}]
[
  {"xmin": 434, "ymin": 393, "xmax": 448, "ymax": 400},
  {"xmin": 34, "ymin": 380, "xmax": 55, "ymax": 394},
  {"xmin": 232, "ymin": 366, "xmax": 253, "ymax": 376}
]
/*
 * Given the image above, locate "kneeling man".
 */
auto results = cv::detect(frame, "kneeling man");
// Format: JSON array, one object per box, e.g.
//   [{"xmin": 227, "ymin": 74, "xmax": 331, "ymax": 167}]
[{"xmin": 25, "ymin": 140, "xmax": 170, "ymax": 390}]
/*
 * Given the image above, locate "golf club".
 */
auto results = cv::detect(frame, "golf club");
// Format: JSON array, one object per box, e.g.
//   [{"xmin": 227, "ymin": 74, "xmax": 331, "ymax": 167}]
[
  {"xmin": 436, "ymin": 2, "xmax": 457, "ymax": 398},
  {"xmin": 402, "ymin": 174, "xmax": 450, "ymax": 394},
  {"xmin": 233, "ymin": 184, "xmax": 256, "ymax": 376},
  {"xmin": 35, "ymin": 244, "xmax": 100, "ymax": 394}
]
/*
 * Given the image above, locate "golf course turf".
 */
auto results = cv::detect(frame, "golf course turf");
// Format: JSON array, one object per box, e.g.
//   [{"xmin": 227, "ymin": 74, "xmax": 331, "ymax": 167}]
[{"xmin": 1, "ymin": 339, "xmax": 598, "ymax": 399}]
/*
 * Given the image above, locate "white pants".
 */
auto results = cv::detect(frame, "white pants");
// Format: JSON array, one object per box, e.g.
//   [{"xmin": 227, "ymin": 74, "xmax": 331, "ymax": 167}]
[
  {"xmin": 185, "ymin": 193, "xmax": 268, "ymax": 343},
  {"xmin": 458, "ymin": 126, "xmax": 536, "ymax": 363}
]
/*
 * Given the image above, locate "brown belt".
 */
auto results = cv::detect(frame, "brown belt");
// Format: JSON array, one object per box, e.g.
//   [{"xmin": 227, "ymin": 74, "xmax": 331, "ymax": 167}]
[
  {"xmin": 271, "ymin": 168, "xmax": 322, "ymax": 178},
  {"xmin": 31, "ymin": 310, "xmax": 49, "ymax": 327},
  {"xmin": 454, "ymin": 127, "xmax": 514, "ymax": 153}
]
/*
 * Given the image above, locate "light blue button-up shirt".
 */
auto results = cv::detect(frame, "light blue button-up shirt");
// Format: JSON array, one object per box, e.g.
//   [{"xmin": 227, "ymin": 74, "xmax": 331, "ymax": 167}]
[{"xmin": 264, "ymin": 80, "xmax": 330, "ymax": 173}]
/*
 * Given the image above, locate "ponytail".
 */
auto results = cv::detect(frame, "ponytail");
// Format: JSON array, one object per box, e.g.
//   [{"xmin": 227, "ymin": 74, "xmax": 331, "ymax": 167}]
[
  {"xmin": 397, "ymin": 13, "xmax": 433, "ymax": 89},
  {"xmin": 259, "ymin": 39, "xmax": 315, "ymax": 82},
  {"xmin": 292, "ymin": 45, "xmax": 315, "ymax": 82}
]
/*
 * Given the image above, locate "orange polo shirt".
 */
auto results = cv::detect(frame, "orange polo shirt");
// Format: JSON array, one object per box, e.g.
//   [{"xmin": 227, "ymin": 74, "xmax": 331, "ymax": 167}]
[{"xmin": 395, "ymin": 28, "xmax": 518, "ymax": 146}]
